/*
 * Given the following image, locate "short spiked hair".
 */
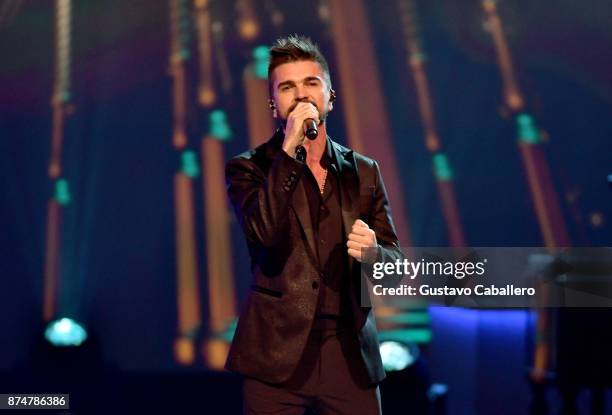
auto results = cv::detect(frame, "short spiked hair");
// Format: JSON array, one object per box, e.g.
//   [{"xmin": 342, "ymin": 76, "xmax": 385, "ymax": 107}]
[{"xmin": 268, "ymin": 35, "xmax": 332, "ymax": 93}]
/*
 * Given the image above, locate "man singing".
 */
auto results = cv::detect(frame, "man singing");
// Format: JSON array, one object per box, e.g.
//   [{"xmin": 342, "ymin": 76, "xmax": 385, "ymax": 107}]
[{"xmin": 225, "ymin": 35, "xmax": 402, "ymax": 415}]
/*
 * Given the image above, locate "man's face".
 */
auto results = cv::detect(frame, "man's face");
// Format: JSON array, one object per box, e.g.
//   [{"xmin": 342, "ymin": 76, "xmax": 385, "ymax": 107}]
[{"xmin": 270, "ymin": 60, "xmax": 333, "ymax": 124}]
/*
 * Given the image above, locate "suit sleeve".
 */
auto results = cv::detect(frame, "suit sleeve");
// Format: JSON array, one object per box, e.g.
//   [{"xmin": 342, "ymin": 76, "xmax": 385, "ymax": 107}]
[
  {"xmin": 369, "ymin": 160, "xmax": 404, "ymax": 265},
  {"xmin": 226, "ymin": 150, "xmax": 306, "ymax": 247}
]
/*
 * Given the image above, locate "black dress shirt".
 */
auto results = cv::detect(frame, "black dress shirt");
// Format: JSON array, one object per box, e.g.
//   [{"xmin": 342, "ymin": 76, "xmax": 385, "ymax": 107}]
[{"xmin": 301, "ymin": 139, "xmax": 351, "ymax": 322}]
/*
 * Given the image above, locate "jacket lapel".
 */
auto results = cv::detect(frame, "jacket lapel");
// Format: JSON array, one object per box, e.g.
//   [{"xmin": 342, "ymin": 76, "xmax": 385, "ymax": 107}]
[
  {"xmin": 264, "ymin": 130, "xmax": 319, "ymax": 262},
  {"xmin": 291, "ymin": 180, "xmax": 317, "ymax": 260},
  {"xmin": 332, "ymin": 141, "xmax": 360, "ymax": 271}
]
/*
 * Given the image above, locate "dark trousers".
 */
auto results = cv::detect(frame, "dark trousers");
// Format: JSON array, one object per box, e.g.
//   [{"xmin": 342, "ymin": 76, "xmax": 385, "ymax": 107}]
[{"xmin": 243, "ymin": 327, "xmax": 382, "ymax": 415}]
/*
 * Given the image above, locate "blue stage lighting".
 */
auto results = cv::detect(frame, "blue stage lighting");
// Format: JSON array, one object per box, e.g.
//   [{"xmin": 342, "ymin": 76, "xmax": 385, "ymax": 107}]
[
  {"xmin": 44, "ymin": 318, "xmax": 87, "ymax": 347},
  {"xmin": 379, "ymin": 341, "xmax": 418, "ymax": 372}
]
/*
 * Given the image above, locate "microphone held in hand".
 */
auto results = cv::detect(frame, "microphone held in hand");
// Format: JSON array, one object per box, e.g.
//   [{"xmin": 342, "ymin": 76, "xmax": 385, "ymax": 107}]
[{"xmin": 303, "ymin": 119, "xmax": 318, "ymax": 140}]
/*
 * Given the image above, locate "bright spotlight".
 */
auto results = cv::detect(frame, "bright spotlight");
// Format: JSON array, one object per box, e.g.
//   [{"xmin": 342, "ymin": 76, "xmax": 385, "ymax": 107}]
[
  {"xmin": 379, "ymin": 341, "xmax": 418, "ymax": 372},
  {"xmin": 44, "ymin": 318, "xmax": 88, "ymax": 347}
]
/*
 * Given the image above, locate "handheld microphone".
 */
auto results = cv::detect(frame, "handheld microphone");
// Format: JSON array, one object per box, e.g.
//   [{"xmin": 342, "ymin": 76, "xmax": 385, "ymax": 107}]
[{"xmin": 303, "ymin": 119, "xmax": 318, "ymax": 140}]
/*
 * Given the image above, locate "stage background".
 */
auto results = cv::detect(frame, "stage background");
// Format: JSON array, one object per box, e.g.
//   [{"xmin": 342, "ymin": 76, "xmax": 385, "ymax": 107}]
[{"xmin": 1, "ymin": 1, "xmax": 611, "ymax": 413}]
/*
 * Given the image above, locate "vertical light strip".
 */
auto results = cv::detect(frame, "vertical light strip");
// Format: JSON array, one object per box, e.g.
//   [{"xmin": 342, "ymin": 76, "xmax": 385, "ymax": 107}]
[
  {"xmin": 201, "ymin": 133, "xmax": 237, "ymax": 369},
  {"xmin": 170, "ymin": 0, "xmax": 202, "ymax": 366},
  {"xmin": 194, "ymin": 0, "xmax": 216, "ymax": 107},
  {"xmin": 173, "ymin": 171, "xmax": 202, "ymax": 365},
  {"xmin": 243, "ymin": 46, "xmax": 275, "ymax": 148},
  {"xmin": 519, "ymin": 138, "xmax": 572, "ymax": 251},
  {"xmin": 49, "ymin": 0, "xmax": 70, "ymax": 179},
  {"xmin": 194, "ymin": 2, "xmax": 237, "ymax": 368},
  {"xmin": 211, "ymin": 21, "xmax": 233, "ymax": 95},
  {"xmin": 437, "ymin": 181, "xmax": 466, "ymax": 247},
  {"xmin": 519, "ymin": 144, "xmax": 558, "ymax": 248},
  {"xmin": 327, "ymin": 0, "xmax": 412, "ymax": 247},
  {"xmin": 481, "ymin": 15, "xmax": 571, "ymax": 243},
  {"xmin": 43, "ymin": 0, "xmax": 71, "ymax": 322},
  {"xmin": 327, "ymin": 0, "xmax": 421, "ymax": 339},
  {"xmin": 482, "ymin": 0, "xmax": 524, "ymax": 112},
  {"xmin": 170, "ymin": 26, "xmax": 187, "ymax": 149},
  {"xmin": 236, "ymin": 0, "xmax": 259, "ymax": 41},
  {"xmin": 43, "ymin": 200, "xmax": 62, "ymax": 321},
  {"xmin": 482, "ymin": 0, "xmax": 570, "ymax": 381},
  {"xmin": 399, "ymin": 0, "xmax": 466, "ymax": 247},
  {"xmin": 169, "ymin": 0, "xmax": 189, "ymax": 150}
]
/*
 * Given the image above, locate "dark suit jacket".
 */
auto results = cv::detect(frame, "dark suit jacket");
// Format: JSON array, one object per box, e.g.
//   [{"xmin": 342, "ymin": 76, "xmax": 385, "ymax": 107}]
[{"xmin": 225, "ymin": 130, "xmax": 402, "ymax": 385}]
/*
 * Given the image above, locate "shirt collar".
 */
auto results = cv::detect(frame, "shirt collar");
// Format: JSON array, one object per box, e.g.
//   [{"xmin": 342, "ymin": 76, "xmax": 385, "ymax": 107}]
[{"xmin": 323, "ymin": 136, "xmax": 339, "ymax": 172}]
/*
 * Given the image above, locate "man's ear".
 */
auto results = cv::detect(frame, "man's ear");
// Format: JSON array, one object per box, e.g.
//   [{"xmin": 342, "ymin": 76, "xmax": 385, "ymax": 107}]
[
  {"xmin": 328, "ymin": 89, "xmax": 336, "ymax": 111},
  {"xmin": 268, "ymin": 99, "xmax": 277, "ymax": 118}
]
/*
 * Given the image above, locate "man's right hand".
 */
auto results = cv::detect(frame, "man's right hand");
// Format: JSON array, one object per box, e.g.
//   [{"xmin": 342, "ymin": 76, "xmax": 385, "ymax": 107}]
[{"xmin": 282, "ymin": 101, "xmax": 319, "ymax": 158}]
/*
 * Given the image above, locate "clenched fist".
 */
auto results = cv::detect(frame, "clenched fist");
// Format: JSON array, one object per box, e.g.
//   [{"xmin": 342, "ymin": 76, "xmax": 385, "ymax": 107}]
[{"xmin": 347, "ymin": 219, "xmax": 378, "ymax": 263}]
